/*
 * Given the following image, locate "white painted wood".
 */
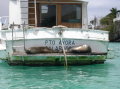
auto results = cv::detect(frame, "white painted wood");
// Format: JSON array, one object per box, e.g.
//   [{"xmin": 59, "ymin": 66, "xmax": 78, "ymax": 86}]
[
  {"xmin": 20, "ymin": 1, "xmax": 28, "ymax": 7},
  {"xmin": 9, "ymin": 0, "xmax": 29, "ymax": 25},
  {"xmin": 0, "ymin": 49, "xmax": 7, "ymax": 59},
  {"xmin": 82, "ymin": 2, "xmax": 88, "ymax": 29},
  {"xmin": 9, "ymin": 0, "xmax": 21, "ymax": 24},
  {"xmin": 21, "ymin": 8, "xmax": 28, "ymax": 15},
  {"xmin": 6, "ymin": 37, "xmax": 108, "ymax": 54},
  {"xmin": 20, "ymin": 0, "xmax": 28, "ymax": 24},
  {"xmin": 2, "ymin": 28, "xmax": 109, "ymax": 55},
  {"xmin": 21, "ymin": 14, "xmax": 28, "ymax": 19},
  {"xmin": 5, "ymin": 28, "xmax": 109, "ymax": 41}
]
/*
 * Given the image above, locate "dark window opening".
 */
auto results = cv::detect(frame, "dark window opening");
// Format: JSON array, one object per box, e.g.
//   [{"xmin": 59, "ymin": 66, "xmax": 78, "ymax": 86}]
[
  {"xmin": 61, "ymin": 5, "xmax": 82, "ymax": 23},
  {"xmin": 40, "ymin": 5, "xmax": 56, "ymax": 27}
]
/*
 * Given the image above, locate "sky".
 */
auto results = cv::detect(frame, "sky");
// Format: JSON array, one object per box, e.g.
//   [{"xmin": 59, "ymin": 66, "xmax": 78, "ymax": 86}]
[
  {"xmin": 85, "ymin": 0, "xmax": 120, "ymax": 20},
  {"xmin": 0, "ymin": 0, "xmax": 120, "ymax": 21}
]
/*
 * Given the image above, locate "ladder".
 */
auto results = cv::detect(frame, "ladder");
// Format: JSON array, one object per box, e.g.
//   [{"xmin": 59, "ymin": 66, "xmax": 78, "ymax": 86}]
[
  {"xmin": 11, "ymin": 22, "xmax": 26, "ymax": 53},
  {"xmin": 21, "ymin": 0, "xmax": 37, "ymax": 27}
]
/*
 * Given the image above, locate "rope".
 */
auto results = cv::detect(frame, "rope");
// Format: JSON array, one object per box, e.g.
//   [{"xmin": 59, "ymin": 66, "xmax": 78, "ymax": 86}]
[{"xmin": 59, "ymin": 30, "xmax": 68, "ymax": 67}]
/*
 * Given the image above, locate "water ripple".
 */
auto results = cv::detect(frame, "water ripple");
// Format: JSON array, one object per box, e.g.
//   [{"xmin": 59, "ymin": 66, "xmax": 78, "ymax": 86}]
[{"xmin": 0, "ymin": 43, "xmax": 120, "ymax": 89}]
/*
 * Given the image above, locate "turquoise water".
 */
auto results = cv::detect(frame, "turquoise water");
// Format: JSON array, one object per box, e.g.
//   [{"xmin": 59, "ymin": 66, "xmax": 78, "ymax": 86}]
[{"xmin": 0, "ymin": 43, "xmax": 120, "ymax": 89}]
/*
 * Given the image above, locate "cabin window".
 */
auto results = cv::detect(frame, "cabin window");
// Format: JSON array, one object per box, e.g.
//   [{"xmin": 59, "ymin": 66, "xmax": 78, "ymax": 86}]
[
  {"xmin": 40, "ymin": 5, "xmax": 56, "ymax": 27},
  {"xmin": 28, "ymin": 1, "xmax": 82, "ymax": 28},
  {"xmin": 61, "ymin": 5, "xmax": 82, "ymax": 23}
]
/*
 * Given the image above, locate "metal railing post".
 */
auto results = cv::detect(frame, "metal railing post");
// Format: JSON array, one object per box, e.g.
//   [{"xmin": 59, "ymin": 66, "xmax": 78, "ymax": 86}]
[
  {"xmin": 11, "ymin": 22, "xmax": 14, "ymax": 52},
  {"xmin": 23, "ymin": 21, "xmax": 26, "ymax": 51},
  {"xmin": 34, "ymin": 0, "xmax": 37, "ymax": 27}
]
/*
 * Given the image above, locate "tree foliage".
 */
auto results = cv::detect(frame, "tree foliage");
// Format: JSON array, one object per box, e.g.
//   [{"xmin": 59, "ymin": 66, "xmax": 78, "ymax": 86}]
[
  {"xmin": 100, "ymin": 8, "xmax": 118, "ymax": 41},
  {"xmin": 100, "ymin": 8, "xmax": 117, "ymax": 26}
]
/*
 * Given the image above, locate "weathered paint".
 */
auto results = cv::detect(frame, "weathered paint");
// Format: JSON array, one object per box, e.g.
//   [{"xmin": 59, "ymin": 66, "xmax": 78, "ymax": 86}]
[
  {"xmin": 0, "ymin": 40, "xmax": 7, "ymax": 60},
  {"xmin": 9, "ymin": 54, "xmax": 106, "ymax": 66},
  {"xmin": 5, "ymin": 28, "xmax": 109, "ymax": 41},
  {"xmin": 6, "ymin": 38, "xmax": 108, "ymax": 54},
  {"xmin": 0, "ymin": 50, "xmax": 7, "ymax": 60},
  {"xmin": 0, "ymin": 27, "xmax": 108, "ymax": 66}
]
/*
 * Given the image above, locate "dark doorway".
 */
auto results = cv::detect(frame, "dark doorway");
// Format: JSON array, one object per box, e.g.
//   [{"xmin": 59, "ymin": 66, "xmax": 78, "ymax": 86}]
[{"xmin": 40, "ymin": 5, "xmax": 56, "ymax": 27}]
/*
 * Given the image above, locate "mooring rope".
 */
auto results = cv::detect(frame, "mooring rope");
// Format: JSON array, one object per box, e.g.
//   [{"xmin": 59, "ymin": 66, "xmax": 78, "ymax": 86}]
[
  {"xmin": 53, "ymin": 25, "xmax": 68, "ymax": 68},
  {"xmin": 59, "ymin": 29, "xmax": 68, "ymax": 68},
  {"xmin": 60, "ymin": 37, "xmax": 68, "ymax": 67}
]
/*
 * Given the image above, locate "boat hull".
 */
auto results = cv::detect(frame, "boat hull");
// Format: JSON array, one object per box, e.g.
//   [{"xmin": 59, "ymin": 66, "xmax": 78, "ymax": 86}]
[
  {"xmin": 8, "ymin": 54, "xmax": 106, "ymax": 66},
  {"xmin": 1, "ymin": 28, "xmax": 109, "ymax": 66}
]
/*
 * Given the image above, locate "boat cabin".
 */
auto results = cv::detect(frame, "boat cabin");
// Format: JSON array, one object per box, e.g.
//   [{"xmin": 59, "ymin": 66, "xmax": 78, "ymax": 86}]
[{"xmin": 9, "ymin": 0, "xmax": 88, "ymax": 28}]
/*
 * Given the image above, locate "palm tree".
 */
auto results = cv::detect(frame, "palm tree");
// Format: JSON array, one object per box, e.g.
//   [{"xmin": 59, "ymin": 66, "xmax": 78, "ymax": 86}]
[{"xmin": 109, "ymin": 8, "xmax": 117, "ymax": 18}]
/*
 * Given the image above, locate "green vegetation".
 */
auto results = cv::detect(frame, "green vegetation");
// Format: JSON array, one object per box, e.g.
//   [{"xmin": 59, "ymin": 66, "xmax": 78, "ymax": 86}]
[
  {"xmin": 100, "ymin": 8, "xmax": 118, "ymax": 41},
  {"xmin": 101, "ymin": 8, "xmax": 117, "ymax": 26}
]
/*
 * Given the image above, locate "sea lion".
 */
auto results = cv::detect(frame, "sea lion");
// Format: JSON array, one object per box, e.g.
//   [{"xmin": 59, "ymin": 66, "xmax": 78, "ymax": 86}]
[
  {"xmin": 25, "ymin": 47, "xmax": 53, "ymax": 54},
  {"xmin": 68, "ymin": 45, "xmax": 91, "ymax": 53}
]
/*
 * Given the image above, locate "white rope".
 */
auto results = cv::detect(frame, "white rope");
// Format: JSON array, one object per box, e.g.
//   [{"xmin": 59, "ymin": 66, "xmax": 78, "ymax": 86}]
[{"xmin": 60, "ymin": 33, "xmax": 68, "ymax": 67}]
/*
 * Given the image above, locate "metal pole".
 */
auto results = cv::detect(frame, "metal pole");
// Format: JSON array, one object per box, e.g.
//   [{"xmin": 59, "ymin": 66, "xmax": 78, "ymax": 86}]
[
  {"xmin": 34, "ymin": 0, "xmax": 37, "ymax": 27},
  {"xmin": 23, "ymin": 21, "xmax": 26, "ymax": 51},
  {"xmin": 12, "ymin": 22, "xmax": 14, "ymax": 51}
]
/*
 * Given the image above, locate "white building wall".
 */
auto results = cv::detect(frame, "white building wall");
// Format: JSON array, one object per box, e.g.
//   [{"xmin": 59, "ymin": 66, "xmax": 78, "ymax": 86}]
[
  {"xmin": 82, "ymin": 1, "xmax": 88, "ymax": 29},
  {"xmin": 9, "ymin": 0, "xmax": 28, "ymax": 25},
  {"xmin": 9, "ymin": 0, "xmax": 21, "ymax": 24}
]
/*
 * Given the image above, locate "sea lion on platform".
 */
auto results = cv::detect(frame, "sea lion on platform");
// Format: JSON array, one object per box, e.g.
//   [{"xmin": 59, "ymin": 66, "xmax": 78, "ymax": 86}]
[
  {"xmin": 68, "ymin": 45, "xmax": 91, "ymax": 53},
  {"xmin": 25, "ymin": 47, "xmax": 53, "ymax": 54}
]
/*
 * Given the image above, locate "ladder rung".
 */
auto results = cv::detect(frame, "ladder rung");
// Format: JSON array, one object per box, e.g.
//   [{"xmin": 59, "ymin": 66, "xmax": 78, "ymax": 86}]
[
  {"xmin": 13, "ymin": 45, "xmax": 24, "ymax": 48},
  {"xmin": 13, "ymin": 37, "xmax": 24, "ymax": 39},
  {"xmin": 29, "ymin": 7, "xmax": 35, "ymax": 8}
]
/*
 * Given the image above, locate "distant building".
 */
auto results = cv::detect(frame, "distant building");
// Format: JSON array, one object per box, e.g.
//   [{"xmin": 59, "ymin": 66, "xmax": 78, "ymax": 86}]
[
  {"xmin": 113, "ymin": 10, "xmax": 120, "ymax": 22},
  {"xmin": 89, "ymin": 17, "xmax": 102, "ymax": 29}
]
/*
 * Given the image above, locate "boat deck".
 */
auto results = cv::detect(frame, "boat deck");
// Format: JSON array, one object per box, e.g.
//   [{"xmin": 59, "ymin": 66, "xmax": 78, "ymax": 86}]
[{"xmin": 12, "ymin": 51, "xmax": 107, "ymax": 56}]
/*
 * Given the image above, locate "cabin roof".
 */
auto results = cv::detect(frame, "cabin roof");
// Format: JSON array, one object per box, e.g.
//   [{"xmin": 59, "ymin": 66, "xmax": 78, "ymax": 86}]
[{"xmin": 27, "ymin": 0, "xmax": 87, "ymax": 3}]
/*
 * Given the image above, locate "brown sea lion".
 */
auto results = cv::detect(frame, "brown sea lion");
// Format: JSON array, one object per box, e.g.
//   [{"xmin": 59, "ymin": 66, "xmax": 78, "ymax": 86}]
[
  {"xmin": 25, "ymin": 47, "xmax": 53, "ymax": 54},
  {"xmin": 68, "ymin": 45, "xmax": 91, "ymax": 53}
]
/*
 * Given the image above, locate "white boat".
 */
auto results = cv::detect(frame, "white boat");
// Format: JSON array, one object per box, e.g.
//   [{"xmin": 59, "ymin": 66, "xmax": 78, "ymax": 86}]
[{"xmin": 0, "ymin": 0, "xmax": 109, "ymax": 66}]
